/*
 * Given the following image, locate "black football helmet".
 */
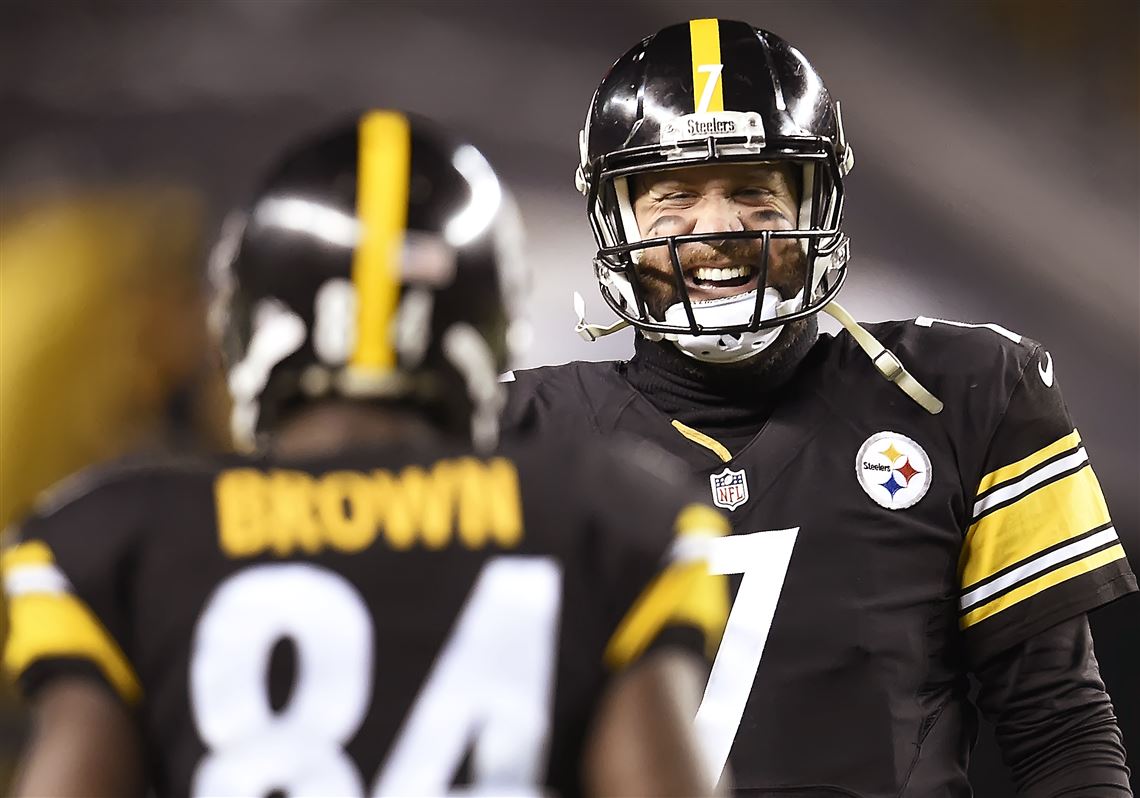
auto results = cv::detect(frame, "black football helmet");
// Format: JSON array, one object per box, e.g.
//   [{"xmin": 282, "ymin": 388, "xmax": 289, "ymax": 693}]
[
  {"xmin": 209, "ymin": 110, "xmax": 528, "ymax": 450},
  {"xmin": 575, "ymin": 18, "xmax": 854, "ymax": 344}
]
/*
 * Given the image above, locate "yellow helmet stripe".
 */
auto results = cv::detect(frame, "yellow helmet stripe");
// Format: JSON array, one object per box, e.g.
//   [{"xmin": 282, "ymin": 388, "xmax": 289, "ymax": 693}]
[
  {"xmin": 689, "ymin": 18, "xmax": 724, "ymax": 113},
  {"xmin": 351, "ymin": 110, "xmax": 411, "ymax": 371}
]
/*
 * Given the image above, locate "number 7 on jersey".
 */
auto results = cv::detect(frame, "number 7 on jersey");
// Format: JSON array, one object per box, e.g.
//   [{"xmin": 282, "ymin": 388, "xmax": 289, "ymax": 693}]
[{"xmin": 694, "ymin": 528, "xmax": 799, "ymax": 786}]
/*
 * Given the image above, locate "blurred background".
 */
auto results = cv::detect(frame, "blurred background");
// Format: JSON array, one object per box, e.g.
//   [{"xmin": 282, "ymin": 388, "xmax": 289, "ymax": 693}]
[{"xmin": 0, "ymin": 0, "xmax": 1136, "ymax": 793}]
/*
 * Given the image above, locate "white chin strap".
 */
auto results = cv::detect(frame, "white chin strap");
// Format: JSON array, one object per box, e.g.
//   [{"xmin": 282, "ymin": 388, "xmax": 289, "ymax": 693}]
[
  {"xmin": 821, "ymin": 300, "xmax": 943, "ymax": 414},
  {"xmin": 571, "ymin": 286, "xmax": 798, "ymax": 362},
  {"xmin": 657, "ymin": 287, "xmax": 798, "ymax": 364}
]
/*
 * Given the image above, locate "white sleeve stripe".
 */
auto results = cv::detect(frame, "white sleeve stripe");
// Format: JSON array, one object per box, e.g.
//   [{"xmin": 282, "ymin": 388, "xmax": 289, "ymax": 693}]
[
  {"xmin": 959, "ymin": 526, "xmax": 1118, "ymax": 611},
  {"xmin": 668, "ymin": 534, "xmax": 716, "ymax": 565},
  {"xmin": 972, "ymin": 447, "xmax": 1088, "ymax": 518},
  {"xmin": 4, "ymin": 563, "xmax": 73, "ymax": 597},
  {"xmin": 914, "ymin": 316, "xmax": 1023, "ymax": 343}
]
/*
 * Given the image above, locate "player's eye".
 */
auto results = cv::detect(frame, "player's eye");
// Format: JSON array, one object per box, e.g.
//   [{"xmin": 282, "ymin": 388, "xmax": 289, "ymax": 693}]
[
  {"xmin": 659, "ymin": 191, "xmax": 699, "ymax": 207},
  {"xmin": 735, "ymin": 187, "xmax": 773, "ymax": 202}
]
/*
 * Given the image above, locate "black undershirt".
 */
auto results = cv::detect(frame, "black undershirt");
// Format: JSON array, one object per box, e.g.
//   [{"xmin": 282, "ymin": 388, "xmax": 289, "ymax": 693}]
[{"xmin": 620, "ymin": 317, "xmax": 819, "ymax": 456}]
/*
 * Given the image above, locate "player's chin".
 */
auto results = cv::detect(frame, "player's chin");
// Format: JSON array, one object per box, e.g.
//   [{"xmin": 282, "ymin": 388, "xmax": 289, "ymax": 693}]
[{"xmin": 719, "ymin": 317, "xmax": 810, "ymax": 372}]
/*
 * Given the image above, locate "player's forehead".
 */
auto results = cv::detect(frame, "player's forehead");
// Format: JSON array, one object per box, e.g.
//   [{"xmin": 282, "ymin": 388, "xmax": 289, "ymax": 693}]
[{"xmin": 632, "ymin": 162, "xmax": 796, "ymax": 193}]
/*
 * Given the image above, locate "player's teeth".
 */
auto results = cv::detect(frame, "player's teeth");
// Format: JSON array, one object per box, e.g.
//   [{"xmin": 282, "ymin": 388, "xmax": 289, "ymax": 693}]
[{"xmin": 694, "ymin": 266, "xmax": 750, "ymax": 282}]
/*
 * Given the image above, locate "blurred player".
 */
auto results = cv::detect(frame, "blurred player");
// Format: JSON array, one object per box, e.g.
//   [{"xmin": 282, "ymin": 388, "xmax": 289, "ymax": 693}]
[
  {"xmin": 2, "ymin": 110, "xmax": 728, "ymax": 798},
  {"xmin": 505, "ymin": 18, "xmax": 1137, "ymax": 796}
]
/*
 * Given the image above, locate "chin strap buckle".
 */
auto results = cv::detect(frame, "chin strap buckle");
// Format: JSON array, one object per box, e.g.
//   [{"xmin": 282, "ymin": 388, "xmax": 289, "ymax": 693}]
[
  {"xmin": 573, "ymin": 292, "xmax": 630, "ymax": 342},
  {"xmin": 872, "ymin": 349, "xmax": 904, "ymax": 382}
]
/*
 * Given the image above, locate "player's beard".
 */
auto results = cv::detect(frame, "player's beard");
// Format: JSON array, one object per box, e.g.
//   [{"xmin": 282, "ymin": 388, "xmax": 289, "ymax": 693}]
[
  {"xmin": 632, "ymin": 235, "xmax": 818, "ymax": 384},
  {"xmin": 632, "ymin": 233, "xmax": 809, "ymax": 322}
]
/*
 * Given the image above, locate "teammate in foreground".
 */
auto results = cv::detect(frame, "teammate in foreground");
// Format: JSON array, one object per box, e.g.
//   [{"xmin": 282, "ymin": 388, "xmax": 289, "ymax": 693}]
[
  {"xmin": 3, "ymin": 110, "xmax": 728, "ymax": 798},
  {"xmin": 504, "ymin": 19, "xmax": 1137, "ymax": 796}
]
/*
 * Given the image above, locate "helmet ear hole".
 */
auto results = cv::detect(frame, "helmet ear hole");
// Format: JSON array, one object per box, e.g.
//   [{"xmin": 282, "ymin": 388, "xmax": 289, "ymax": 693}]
[
  {"xmin": 835, "ymin": 101, "xmax": 855, "ymax": 176},
  {"xmin": 612, "ymin": 177, "xmax": 642, "ymax": 247}
]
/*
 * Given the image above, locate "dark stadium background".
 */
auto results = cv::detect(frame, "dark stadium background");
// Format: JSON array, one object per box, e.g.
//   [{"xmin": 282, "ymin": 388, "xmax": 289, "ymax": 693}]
[{"xmin": 1, "ymin": 1, "xmax": 1136, "ymax": 794}]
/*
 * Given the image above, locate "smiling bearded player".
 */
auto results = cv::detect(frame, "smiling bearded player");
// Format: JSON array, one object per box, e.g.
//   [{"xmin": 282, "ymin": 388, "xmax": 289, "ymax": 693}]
[{"xmin": 502, "ymin": 18, "xmax": 1137, "ymax": 798}]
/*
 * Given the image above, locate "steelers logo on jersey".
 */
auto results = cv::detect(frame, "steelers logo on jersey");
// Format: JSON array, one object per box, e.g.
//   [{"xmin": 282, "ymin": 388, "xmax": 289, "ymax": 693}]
[{"xmin": 855, "ymin": 431, "xmax": 932, "ymax": 510}]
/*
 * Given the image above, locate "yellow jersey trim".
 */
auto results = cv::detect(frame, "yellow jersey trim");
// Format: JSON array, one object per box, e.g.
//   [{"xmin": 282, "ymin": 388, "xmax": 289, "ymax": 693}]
[{"xmin": 671, "ymin": 420, "xmax": 732, "ymax": 463}]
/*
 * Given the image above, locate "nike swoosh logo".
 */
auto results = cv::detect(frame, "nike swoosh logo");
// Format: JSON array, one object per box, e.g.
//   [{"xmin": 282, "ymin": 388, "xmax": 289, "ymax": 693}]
[{"xmin": 1038, "ymin": 351, "xmax": 1054, "ymax": 387}]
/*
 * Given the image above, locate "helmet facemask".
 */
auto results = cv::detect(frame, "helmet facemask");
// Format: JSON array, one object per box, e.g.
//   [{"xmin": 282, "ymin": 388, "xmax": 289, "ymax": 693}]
[{"xmin": 584, "ymin": 142, "xmax": 850, "ymax": 349}]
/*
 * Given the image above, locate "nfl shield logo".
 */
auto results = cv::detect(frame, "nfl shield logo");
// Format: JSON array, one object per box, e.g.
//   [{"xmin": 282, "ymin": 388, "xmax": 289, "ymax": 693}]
[{"xmin": 709, "ymin": 467, "xmax": 749, "ymax": 511}]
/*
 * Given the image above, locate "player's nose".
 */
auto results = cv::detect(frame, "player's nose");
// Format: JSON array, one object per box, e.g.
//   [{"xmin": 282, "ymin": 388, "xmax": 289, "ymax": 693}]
[{"xmin": 692, "ymin": 197, "xmax": 745, "ymax": 237}]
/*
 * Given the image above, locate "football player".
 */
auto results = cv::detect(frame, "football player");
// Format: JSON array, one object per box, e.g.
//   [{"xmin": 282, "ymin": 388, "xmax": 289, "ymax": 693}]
[
  {"xmin": 503, "ymin": 18, "xmax": 1137, "ymax": 797},
  {"xmin": 2, "ymin": 111, "xmax": 729, "ymax": 798}
]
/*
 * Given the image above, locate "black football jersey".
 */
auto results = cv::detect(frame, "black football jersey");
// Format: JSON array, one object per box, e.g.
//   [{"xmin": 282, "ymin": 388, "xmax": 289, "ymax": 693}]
[
  {"xmin": 1, "ymin": 436, "xmax": 730, "ymax": 798},
  {"xmin": 502, "ymin": 317, "xmax": 1137, "ymax": 797}
]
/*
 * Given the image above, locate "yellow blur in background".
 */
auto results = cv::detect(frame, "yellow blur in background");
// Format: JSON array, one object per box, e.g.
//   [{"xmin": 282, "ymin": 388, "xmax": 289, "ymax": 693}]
[
  {"xmin": 1, "ymin": 186, "xmax": 229, "ymax": 527},
  {"xmin": 0, "ymin": 186, "xmax": 230, "ymax": 783}
]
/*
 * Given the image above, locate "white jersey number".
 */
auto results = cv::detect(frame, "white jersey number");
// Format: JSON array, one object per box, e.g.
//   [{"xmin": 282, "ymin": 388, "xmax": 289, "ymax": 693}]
[
  {"xmin": 190, "ymin": 558, "xmax": 561, "ymax": 797},
  {"xmin": 914, "ymin": 316, "xmax": 1023, "ymax": 344},
  {"xmin": 694, "ymin": 528, "xmax": 799, "ymax": 786}
]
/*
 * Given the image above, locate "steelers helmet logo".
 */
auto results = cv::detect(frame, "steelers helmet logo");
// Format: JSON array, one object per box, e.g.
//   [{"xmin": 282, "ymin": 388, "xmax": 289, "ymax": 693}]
[{"xmin": 855, "ymin": 431, "xmax": 932, "ymax": 510}]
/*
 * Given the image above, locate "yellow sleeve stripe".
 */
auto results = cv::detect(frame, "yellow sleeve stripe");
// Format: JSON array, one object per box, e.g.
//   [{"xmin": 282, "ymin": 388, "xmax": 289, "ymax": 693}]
[
  {"xmin": 604, "ymin": 503, "xmax": 730, "ymax": 669},
  {"xmin": 960, "ymin": 465, "xmax": 1110, "ymax": 589},
  {"xmin": 350, "ymin": 109, "xmax": 410, "ymax": 372},
  {"xmin": 1, "ymin": 539, "xmax": 54, "ymax": 572},
  {"xmin": 972, "ymin": 446, "xmax": 1088, "ymax": 520},
  {"xmin": 976, "ymin": 429, "xmax": 1081, "ymax": 495},
  {"xmin": 671, "ymin": 420, "xmax": 732, "ymax": 463},
  {"xmin": 960, "ymin": 525, "xmax": 1117, "ymax": 612},
  {"xmin": 674, "ymin": 502, "xmax": 731, "ymax": 539},
  {"xmin": 959, "ymin": 544, "xmax": 1127, "ymax": 629},
  {"xmin": 1, "ymin": 540, "xmax": 142, "ymax": 704},
  {"xmin": 604, "ymin": 558, "xmax": 728, "ymax": 670},
  {"xmin": 4, "ymin": 590, "xmax": 143, "ymax": 704}
]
